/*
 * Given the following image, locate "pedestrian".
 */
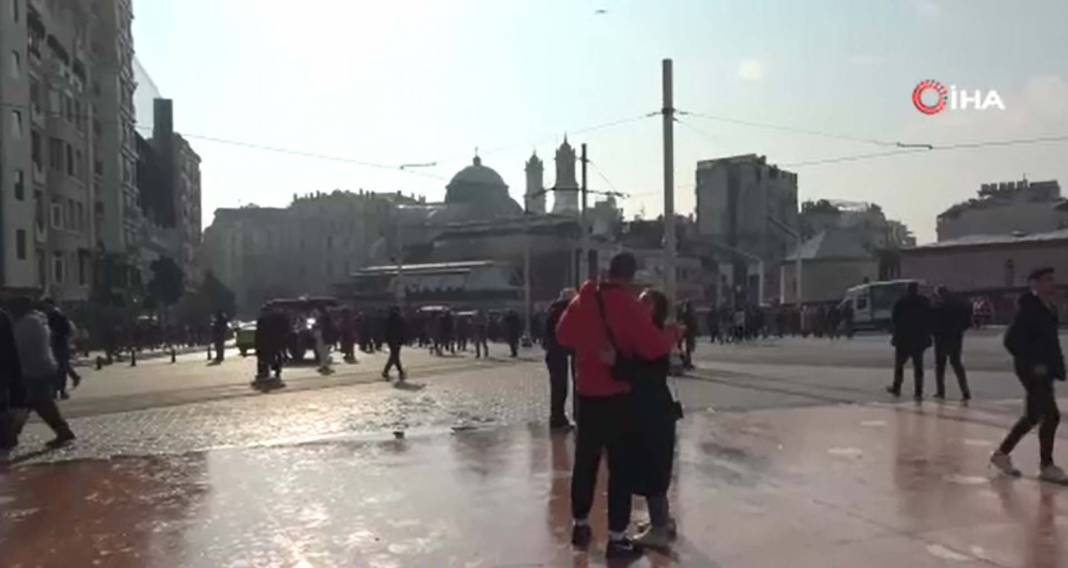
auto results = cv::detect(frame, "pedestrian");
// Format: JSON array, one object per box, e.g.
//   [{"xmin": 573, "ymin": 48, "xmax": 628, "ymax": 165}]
[
  {"xmin": 211, "ymin": 310, "xmax": 228, "ymax": 363},
  {"xmin": 680, "ymin": 302, "xmax": 698, "ymax": 370},
  {"xmin": 382, "ymin": 306, "xmax": 407, "ymax": 382},
  {"xmin": 42, "ymin": 298, "xmax": 80, "ymax": 399},
  {"xmin": 556, "ymin": 252, "xmax": 676, "ymax": 560},
  {"xmin": 472, "ymin": 311, "xmax": 489, "ymax": 359},
  {"xmin": 886, "ymin": 282, "xmax": 932, "ymax": 400},
  {"xmin": 0, "ymin": 307, "xmax": 25, "ymax": 454},
  {"xmin": 505, "ymin": 310, "xmax": 522, "ymax": 358},
  {"xmin": 339, "ymin": 308, "xmax": 358, "ymax": 364},
  {"xmin": 991, "ymin": 267, "xmax": 1068, "ymax": 483},
  {"xmin": 313, "ymin": 307, "xmax": 334, "ymax": 375},
  {"xmin": 253, "ymin": 304, "xmax": 287, "ymax": 389},
  {"xmin": 706, "ymin": 307, "xmax": 719, "ymax": 345},
  {"xmin": 630, "ymin": 289, "xmax": 683, "ymax": 550},
  {"xmin": 931, "ymin": 285, "xmax": 972, "ymax": 401},
  {"xmin": 545, "ymin": 288, "xmax": 577, "ymax": 430},
  {"xmin": 9, "ymin": 297, "xmax": 75, "ymax": 448}
]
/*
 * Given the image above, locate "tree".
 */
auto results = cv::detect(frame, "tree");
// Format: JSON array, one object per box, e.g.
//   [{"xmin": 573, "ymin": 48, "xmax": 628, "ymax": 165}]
[{"xmin": 147, "ymin": 256, "xmax": 185, "ymax": 309}]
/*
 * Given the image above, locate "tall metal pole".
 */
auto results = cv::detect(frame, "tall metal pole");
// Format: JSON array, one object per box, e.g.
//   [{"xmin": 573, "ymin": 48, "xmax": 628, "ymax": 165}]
[
  {"xmin": 394, "ymin": 215, "xmax": 405, "ymax": 306},
  {"xmin": 523, "ymin": 202, "xmax": 533, "ymax": 343},
  {"xmin": 579, "ymin": 143, "xmax": 589, "ymax": 282},
  {"xmin": 662, "ymin": 59, "xmax": 678, "ymax": 308},
  {"xmin": 795, "ymin": 231, "xmax": 803, "ymax": 305}
]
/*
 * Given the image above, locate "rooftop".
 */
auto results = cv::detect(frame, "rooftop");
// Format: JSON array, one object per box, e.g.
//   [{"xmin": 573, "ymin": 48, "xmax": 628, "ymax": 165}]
[
  {"xmin": 908, "ymin": 228, "xmax": 1068, "ymax": 251},
  {"xmin": 785, "ymin": 227, "xmax": 873, "ymax": 261}
]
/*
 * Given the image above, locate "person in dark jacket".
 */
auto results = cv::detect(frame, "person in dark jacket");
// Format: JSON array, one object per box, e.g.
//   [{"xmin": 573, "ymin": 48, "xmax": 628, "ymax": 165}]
[
  {"xmin": 504, "ymin": 310, "xmax": 522, "ymax": 358},
  {"xmin": 472, "ymin": 311, "xmax": 489, "ymax": 359},
  {"xmin": 42, "ymin": 299, "xmax": 79, "ymax": 400},
  {"xmin": 382, "ymin": 306, "xmax": 407, "ymax": 382},
  {"xmin": 887, "ymin": 282, "xmax": 932, "ymax": 400},
  {"xmin": 556, "ymin": 252, "xmax": 676, "ymax": 560},
  {"xmin": 931, "ymin": 285, "xmax": 972, "ymax": 401},
  {"xmin": 545, "ymin": 288, "xmax": 577, "ymax": 430},
  {"xmin": 9, "ymin": 297, "xmax": 75, "ymax": 449},
  {"xmin": 211, "ymin": 311, "xmax": 229, "ymax": 363},
  {"xmin": 991, "ymin": 267, "xmax": 1068, "ymax": 483},
  {"xmin": 253, "ymin": 304, "xmax": 288, "ymax": 388},
  {"xmin": 0, "ymin": 308, "xmax": 25, "ymax": 452},
  {"xmin": 630, "ymin": 289, "xmax": 682, "ymax": 550}
]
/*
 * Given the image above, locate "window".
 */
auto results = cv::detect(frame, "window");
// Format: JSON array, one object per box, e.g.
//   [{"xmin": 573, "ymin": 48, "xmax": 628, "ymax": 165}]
[
  {"xmin": 15, "ymin": 230, "xmax": 26, "ymax": 260},
  {"xmin": 74, "ymin": 149, "xmax": 83, "ymax": 177},
  {"xmin": 31, "ymin": 130, "xmax": 41, "ymax": 167},
  {"xmin": 51, "ymin": 198, "xmax": 62, "ymax": 229},
  {"xmin": 12, "ymin": 0, "xmax": 19, "ymax": 22},
  {"xmin": 49, "ymin": 137, "xmax": 63, "ymax": 171},
  {"xmin": 75, "ymin": 201, "xmax": 84, "ymax": 231},
  {"xmin": 78, "ymin": 252, "xmax": 87, "ymax": 286},
  {"xmin": 52, "ymin": 252, "xmax": 64, "ymax": 284},
  {"xmin": 10, "ymin": 110, "xmax": 22, "ymax": 139},
  {"xmin": 36, "ymin": 249, "xmax": 44, "ymax": 285},
  {"xmin": 66, "ymin": 198, "xmax": 74, "ymax": 228},
  {"xmin": 13, "ymin": 169, "xmax": 24, "ymax": 200},
  {"xmin": 66, "ymin": 143, "xmax": 74, "ymax": 176},
  {"xmin": 9, "ymin": 50, "xmax": 20, "ymax": 79},
  {"xmin": 29, "ymin": 80, "xmax": 40, "ymax": 114}
]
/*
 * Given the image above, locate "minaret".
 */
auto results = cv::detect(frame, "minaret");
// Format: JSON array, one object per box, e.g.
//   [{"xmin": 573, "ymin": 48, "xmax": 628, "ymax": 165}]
[
  {"xmin": 552, "ymin": 136, "xmax": 579, "ymax": 215},
  {"xmin": 524, "ymin": 151, "xmax": 546, "ymax": 215}
]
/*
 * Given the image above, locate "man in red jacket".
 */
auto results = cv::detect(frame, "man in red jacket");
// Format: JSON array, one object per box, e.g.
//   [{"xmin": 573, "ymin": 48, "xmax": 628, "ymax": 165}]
[{"xmin": 556, "ymin": 252, "xmax": 676, "ymax": 559}]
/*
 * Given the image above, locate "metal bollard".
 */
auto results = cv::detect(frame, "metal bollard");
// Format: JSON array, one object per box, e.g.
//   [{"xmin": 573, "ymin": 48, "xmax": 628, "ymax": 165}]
[
  {"xmin": 130, "ymin": 349, "xmax": 137, "ymax": 367},
  {"xmin": 96, "ymin": 355, "xmax": 103, "ymax": 370},
  {"xmin": 207, "ymin": 345, "xmax": 212, "ymax": 361},
  {"xmin": 171, "ymin": 348, "xmax": 177, "ymax": 364}
]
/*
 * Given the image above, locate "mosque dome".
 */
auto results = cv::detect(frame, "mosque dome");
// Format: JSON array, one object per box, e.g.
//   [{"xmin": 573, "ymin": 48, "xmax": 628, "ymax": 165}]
[{"xmin": 444, "ymin": 155, "xmax": 522, "ymax": 218}]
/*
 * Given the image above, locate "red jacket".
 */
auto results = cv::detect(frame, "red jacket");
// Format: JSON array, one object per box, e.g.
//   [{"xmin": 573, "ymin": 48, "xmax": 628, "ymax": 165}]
[{"xmin": 556, "ymin": 280, "xmax": 675, "ymax": 397}]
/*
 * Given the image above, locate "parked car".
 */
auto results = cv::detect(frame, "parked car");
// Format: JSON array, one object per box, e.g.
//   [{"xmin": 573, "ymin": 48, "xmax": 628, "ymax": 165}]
[{"xmin": 236, "ymin": 322, "xmax": 257, "ymax": 356}]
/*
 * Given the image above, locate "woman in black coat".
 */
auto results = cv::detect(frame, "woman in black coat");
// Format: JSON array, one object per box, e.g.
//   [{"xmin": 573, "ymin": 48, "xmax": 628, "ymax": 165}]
[{"xmin": 631, "ymin": 289, "xmax": 682, "ymax": 549}]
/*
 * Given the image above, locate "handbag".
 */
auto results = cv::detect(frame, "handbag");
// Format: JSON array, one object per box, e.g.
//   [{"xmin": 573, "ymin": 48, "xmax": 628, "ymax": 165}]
[{"xmin": 594, "ymin": 290, "xmax": 643, "ymax": 384}]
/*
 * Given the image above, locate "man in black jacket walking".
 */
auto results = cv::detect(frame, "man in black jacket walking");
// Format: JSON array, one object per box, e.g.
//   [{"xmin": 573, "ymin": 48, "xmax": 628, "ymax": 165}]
[
  {"xmin": 382, "ymin": 306, "xmax": 407, "ymax": 382},
  {"xmin": 887, "ymin": 282, "xmax": 933, "ymax": 400},
  {"xmin": 545, "ymin": 288, "xmax": 576, "ymax": 430},
  {"xmin": 992, "ymin": 267, "xmax": 1068, "ymax": 483},
  {"xmin": 932, "ymin": 286, "xmax": 972, "ymax": 401}
]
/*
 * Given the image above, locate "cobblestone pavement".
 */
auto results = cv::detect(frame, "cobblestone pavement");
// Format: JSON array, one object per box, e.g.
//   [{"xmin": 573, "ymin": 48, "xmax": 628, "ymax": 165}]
[{"xmin": 3, "ymin": 402, "xmax": 1068, "ymax": 567}]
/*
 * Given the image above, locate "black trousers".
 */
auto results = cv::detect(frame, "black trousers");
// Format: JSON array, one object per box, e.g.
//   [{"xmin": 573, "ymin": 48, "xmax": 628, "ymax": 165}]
[
  {"xmin": 474, "ymin": 338, "xmax": 488, "ymax": 358},
  {"xmin": 214, "ymin": 337, "xmax": 225, "ymax": 362},
  {"xmin": 934, "ymin": 335, "xmax": 970, "ymax": 397},
  {"xmin": 571, "ymin": 395, "xmax": 632, "ymax": 533},
  {"xmin": 892, "ymin": 346, "xmax": 926, "ymax": 396},
  {"xmin": 384, "ymin": 344, "xmax": 404, "ymax": 375},
  {"xmin": 546, "ymin": 351, "xmax": 570, "ymax": 424},
  {"xmin": 509, "ymin": 338, "xmax": 519, "ymax": 358},
  {"xmin": 999, "ymin": 365, "xmax": 1060, "ymax": 467}
]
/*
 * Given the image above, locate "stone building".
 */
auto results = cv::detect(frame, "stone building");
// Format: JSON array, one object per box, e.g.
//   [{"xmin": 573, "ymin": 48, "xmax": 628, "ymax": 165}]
[
  {"xmin": 780, "ymin": 227, "xmax": 879, "ymax": 304},
  {"xmin": 937, "ymin": 179, "xmax": 1065, "ymax": 242}
]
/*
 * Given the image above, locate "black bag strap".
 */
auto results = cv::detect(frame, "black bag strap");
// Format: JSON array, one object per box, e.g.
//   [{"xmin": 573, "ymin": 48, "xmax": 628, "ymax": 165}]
[{"xmin": 594, "ymin": 289, "xmax": 621, "ymax": 353}]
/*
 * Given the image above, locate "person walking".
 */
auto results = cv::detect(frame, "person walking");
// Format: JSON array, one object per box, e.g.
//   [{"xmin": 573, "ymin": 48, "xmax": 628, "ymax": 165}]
[
  {"xmin": 9, "ymin": 298, "xmax": 75, "ymax": 448},
  {"xmin": 630, "ymin": 289, "xmax": 683, "ymax": 550},
  {"xmin": 932, "ymin": 285, "xmax": 972, "ymax": 401},
  {"xmin": 991, "ymin": 267, "xmax": 1068, "ymax": 483},
  {"xmin": 211, "ymin": 311, "xmax": 229, "ymax": 363},
  {"xmin": 0, "ymin": 307, "xmax": 25, "ymax": 454},
  {"xmin": 382, "ymin": 306, "xmax": 407, "ymax": 382},
  {"xmin": 472, "ymin": 311, "xmax": 489, "ymax": 359},
  {"xmin": 886, "ymin": 282, "xmax": 933, "ymax": 400},
  {"xmin": 680, "ymin": 302, "xmax": 698, "ymax": 370},
  {"xmin": 545, "ymin": 288, "xmax": 576, "ymax": 430},
  {"xmin": 505, "ymin": 310, "xmax": 522, "ymax": 358},
  {"xmin": 42, "ymin": 299, "xmax": 79, "ymax": 399},
  {"xmin": 313, "ymin": 308, "xmax": 334, "ymax": 375},
  {"xmin": 556, "ymin": 252, "xmax": 676, "ymax": 560}
]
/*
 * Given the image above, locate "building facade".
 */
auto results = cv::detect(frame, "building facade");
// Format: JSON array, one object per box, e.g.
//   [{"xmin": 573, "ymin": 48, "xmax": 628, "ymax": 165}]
[
  {"xmin": 695, "ymin": 154, "xmax": 799, "ymax": 303},
  {"xmin": 1, "ymin": 0, "xmax": 99, "ymax": 300},
  {"xmin": 937, "ymin": 179, "xmax": 1065, "ymax": 242}
]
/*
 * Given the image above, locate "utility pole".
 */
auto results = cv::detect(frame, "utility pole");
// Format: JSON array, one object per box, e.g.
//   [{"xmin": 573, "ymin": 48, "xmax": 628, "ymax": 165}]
[
  {"xmin": 523, "ymin": 200, "xmax": 533, "ymax": 344},
  {"xmin": 662, "ymin": 59, "xmax": 677, "ymax": 308},
  {"xmin": 394, "ymin": 215, "xmax": 405, "ymax": 306},
  {"xmin": 579, "ymin": 143, "xmax": 589, "ymax": 283}
]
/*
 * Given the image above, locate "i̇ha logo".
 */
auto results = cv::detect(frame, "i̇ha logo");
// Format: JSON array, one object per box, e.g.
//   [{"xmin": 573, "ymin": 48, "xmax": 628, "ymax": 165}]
[{"xmin": 912, "ymin": 80, "xmax": 1005, "ymax": 115}]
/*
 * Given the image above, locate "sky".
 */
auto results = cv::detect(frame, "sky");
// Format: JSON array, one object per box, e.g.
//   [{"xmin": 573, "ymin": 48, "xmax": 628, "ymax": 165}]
[{"xmin": 131, "ymin": 0, "xmax": 1068, "ymax": 244}]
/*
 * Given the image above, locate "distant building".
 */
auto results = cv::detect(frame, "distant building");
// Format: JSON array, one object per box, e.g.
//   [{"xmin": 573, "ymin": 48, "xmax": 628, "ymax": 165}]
[
  {"xmin": 901, "ymin": 228, "xmax": 1068, "ymax": 323},
  {"xmin": 340, "ymin": 261, "xmax": 521, "ymax": 309},
  {"xmin": 695, "ymin": 154, "xmax": 799, "ymax": 304},
  {"xmin": 781, "ymin": 227, "xmax": 879, "ymax": 304},
  {"xmin": 801, "ymin": 200, "xmax": 915, "ymax": 248},
  {"xmin": 551, "ymin": 138, "xmax": 580, "ymax": 215},
  {"xmin": 937, "ymin": 179, "xmax": 1065, "ymax": 241}
]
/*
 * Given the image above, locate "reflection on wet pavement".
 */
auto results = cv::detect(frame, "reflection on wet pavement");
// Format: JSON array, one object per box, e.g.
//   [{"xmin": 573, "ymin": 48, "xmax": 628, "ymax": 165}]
[{"xmin": 3, "ymin": 403, "xmax": 1067, "ymax": 566}]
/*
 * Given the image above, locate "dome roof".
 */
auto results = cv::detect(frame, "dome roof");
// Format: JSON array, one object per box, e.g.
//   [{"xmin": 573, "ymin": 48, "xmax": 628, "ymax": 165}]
[{"xmin": 447, "ymin": 156, "xmax": 507, "ymax": 193}]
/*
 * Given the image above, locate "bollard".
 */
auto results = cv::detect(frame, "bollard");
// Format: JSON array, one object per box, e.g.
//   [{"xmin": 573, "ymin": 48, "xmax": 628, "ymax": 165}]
[
  {"xmin": 207, "ymin": 345, "xmax": 212, "ymax": 361},
  {"xmin": 130, "ymin": 349, "xmax": 137, "ymax": 367},
  {"xmin": 96, "ymin": 355, "xmax": 103, "ymax": 370},
  {"xmin": 171, "ymin": 348, "xmax": 177, "ymax": 364}
]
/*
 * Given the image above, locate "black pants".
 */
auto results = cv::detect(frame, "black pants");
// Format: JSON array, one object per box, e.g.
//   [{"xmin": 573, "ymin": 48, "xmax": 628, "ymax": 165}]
[
  {"xmin": 509, "ymin": 339, "xmax": 519, "ymax": 358},
  {"xmin": 892, "ymin": 346, "xmax": 926, "ymax": 396},
  {"xmin": 546, "ymin": 351, "xmax": 570, "ymax": 425},
  {"xmin": 934, "ymin": 335, "xmax": 970, "ymax": 397},
  {"xmin": 214, "ymin": 338, "xmax": 225, "ymax": 362},
  {"xmin": 18, "ymin": 398, "xmax": 73, "ymax": 438},
  {"xmin": 384, "ymin": 344, "xmax": 404, "ymax": 375},
  {"xmin": 999, "ymin": 365, "xmax": 1060, "ymax": 467},
  {"xmin": 474, "ymin": 338, "xmax": 488, "ymax": 358},
  {"xmin": 571, "ymin": 395, "xmax": 632, "ymax": 533}
]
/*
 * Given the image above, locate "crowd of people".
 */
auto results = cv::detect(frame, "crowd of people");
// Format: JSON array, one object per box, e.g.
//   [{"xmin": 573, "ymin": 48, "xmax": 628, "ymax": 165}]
[
  {"xmin": 705, "ymin": 301, "xmax": 856, "ymax": 343},
  {"xmin": 0, "ymin": 298, "xmax": 80, "ymax": 454}
]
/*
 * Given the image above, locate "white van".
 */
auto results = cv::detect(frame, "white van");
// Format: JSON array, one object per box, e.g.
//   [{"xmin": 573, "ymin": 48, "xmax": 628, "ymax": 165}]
[{"xmin": 841, "ymin": 279, "xmax": 925, "ymax": 330}]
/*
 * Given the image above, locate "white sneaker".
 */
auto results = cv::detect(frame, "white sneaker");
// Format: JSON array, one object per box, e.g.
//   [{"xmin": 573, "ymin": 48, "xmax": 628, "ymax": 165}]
[
  {"xmin": 990, "ymin": 452, "xmax": 1021, "ymax": 477},
  {"xmin": 1039, "ymin": 465, "xmax": 1068, "ymax": 484}
]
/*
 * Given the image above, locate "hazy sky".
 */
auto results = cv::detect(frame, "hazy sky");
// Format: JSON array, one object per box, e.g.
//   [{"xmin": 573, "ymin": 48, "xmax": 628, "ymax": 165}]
[{"xmin": 132, "ymin": 0, "xmax": 1068, "ymax": 243}]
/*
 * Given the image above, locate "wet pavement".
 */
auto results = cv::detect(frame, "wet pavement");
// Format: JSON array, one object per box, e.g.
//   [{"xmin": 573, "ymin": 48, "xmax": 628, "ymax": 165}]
[{"xmin": 4, "ymin": 399, "xmax": 1068, "ymax": 567}]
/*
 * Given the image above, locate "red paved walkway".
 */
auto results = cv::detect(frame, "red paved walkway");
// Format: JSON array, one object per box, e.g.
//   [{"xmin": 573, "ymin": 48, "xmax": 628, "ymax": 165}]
[{"xmin": 2, "ymin": 401, "xmax": 1066, "ymax": 567}]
